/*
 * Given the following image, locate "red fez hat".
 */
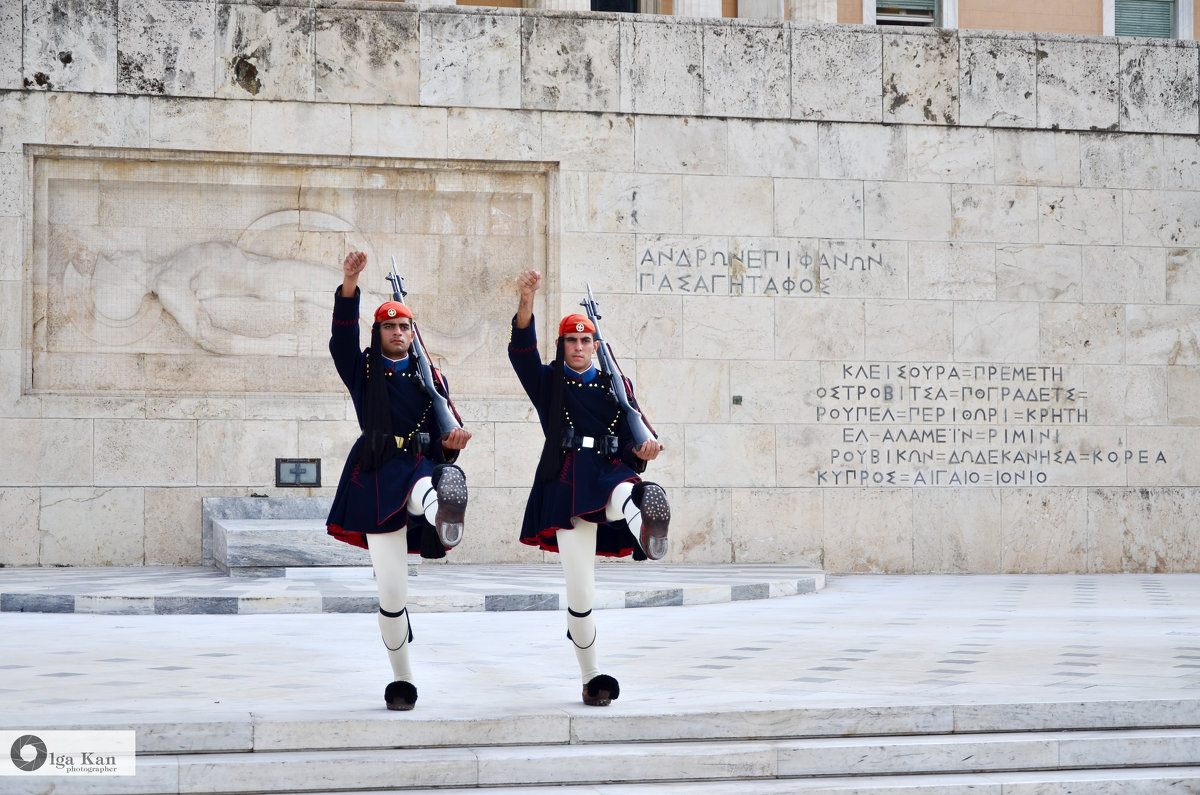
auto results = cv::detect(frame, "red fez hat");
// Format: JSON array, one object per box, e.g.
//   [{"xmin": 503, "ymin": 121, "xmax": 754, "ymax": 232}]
[
  {"xmin": 558, "ymin": 313, "xmax": 596, "ymax": 337},
  {"xmin": 373, "ymin": 301, "xmax": 413, "ymax": 323}
]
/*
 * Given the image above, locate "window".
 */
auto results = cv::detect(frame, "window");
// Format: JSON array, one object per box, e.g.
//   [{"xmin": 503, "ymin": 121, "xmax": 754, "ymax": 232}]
[
  {"xmin": 862, "ymin": 0, "xmax": 957, "ymax": 28},
  {"xmin": 591, "ymin": 0, "xmax": 638, "ymax": 11},
  {"xmin": 1114, "ymin": 0, "xmax": 1175, "ymax": 37},
  {"xmin": 876, "ymin": 0, "xmax": 938, "ymax": 26}
]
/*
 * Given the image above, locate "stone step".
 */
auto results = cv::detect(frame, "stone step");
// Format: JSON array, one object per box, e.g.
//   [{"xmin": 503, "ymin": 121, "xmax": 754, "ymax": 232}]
[
  {"xmin": 304, "ymin": 766, "xmax": 1200, "ymax": 794},
  {"xmin": 28, "ymin": 698, "xmax": 1200, "ymax": 755},
  {"xmin": 12, "ymin": 729, "xmax": 1200, "ymax": 794},
  {"xmin": 212, "ymin": 519, "xmax": 370, "ymax": 575},
  {"xmin": 0, "ymin": 564, "xmax": 825, "ymax": 614}
]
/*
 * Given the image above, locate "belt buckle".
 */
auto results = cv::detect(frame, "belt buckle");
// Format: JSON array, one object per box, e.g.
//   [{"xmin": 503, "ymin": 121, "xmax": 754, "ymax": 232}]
[{"xmin": 581, "ymin": 435, "xmax": 595, "ymax": 449}]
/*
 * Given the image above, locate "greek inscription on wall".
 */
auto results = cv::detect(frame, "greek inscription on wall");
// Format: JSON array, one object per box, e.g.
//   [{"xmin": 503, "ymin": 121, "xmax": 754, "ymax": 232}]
[
  {"xmin": 636, "ymin": 244, "xmax": 882, "ymax": 296},
  {"xmin": 814, "ymin": 363, "xmax": 1167, "ymax": 486}
]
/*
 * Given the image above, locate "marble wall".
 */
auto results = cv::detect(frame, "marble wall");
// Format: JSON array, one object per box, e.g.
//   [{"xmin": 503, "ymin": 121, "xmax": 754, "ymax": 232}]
[{"xmin": 1, "ymin": 2, "xmax": 1198, "ymax": 573}]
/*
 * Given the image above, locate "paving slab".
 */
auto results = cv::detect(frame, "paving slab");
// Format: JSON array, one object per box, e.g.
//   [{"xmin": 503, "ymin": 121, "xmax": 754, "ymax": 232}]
[
  {"xmin": 0, "ymin": 563, "xmax": 824, "ymax": 614},
  {"xmin": 1, "ymin": 572, "xmax": 1198, "ymax": 735}
]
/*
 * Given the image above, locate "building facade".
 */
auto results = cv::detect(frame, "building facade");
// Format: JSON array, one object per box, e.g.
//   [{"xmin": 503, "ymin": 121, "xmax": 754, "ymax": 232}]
[
  {"xmin": 1, "ymin": 2, "xmax": 1199, "ymax": 574},
  {"xmin": 465, "ymin": 0, "xmax": 1196, "ymax": 39}
]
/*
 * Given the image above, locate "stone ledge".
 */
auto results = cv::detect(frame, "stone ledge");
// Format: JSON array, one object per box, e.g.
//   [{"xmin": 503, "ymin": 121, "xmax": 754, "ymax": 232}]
[
  {"xmin": 12, "ymin": 2, "xmax": 1200, "ymax": 134},
  {"xmin": 0, "ymin": 563, "xmax": 824, "ymax": 614},
  {"xmin": 213, "ymin": 518, "xmax": 370, "ymax": 575},
  {"xmin": 202, "ymin": 496, "xmax": 332, "ymax": 567},
  {"xmin": 10, "ymin": 698, "xmax": 1199, "ymax": 755}
]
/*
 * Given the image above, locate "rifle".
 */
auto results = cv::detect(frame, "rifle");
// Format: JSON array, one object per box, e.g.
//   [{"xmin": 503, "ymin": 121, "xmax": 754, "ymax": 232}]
[
  {"xmin": 385, "ymin": 256, "xmax": 463, "ymax": 437},
  {"xmin": 579, "ymin": 283, "xmax": 657, "ymax": 448}
]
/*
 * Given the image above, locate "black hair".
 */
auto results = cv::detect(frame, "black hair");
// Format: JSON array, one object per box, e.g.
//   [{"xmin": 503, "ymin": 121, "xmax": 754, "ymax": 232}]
[{"xmin": 358, "ymin": 321, "xmax": 395, "ymax": 471}]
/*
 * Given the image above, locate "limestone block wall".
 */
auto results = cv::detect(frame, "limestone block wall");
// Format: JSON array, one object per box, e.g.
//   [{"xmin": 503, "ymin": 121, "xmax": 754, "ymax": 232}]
[{"xmin": 1, "ymin": 2, "xmax": 1198, "ymax": 573}]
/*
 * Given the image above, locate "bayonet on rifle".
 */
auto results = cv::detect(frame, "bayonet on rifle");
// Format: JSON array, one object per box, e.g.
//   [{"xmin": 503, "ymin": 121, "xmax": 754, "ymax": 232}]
[
  {"xmin": 387, "ymin": 256, "xmax": 463, "ymax": 437},
  {"xmin": 580, "ymin": 283, "xmax": 656, "ymax": 448}
]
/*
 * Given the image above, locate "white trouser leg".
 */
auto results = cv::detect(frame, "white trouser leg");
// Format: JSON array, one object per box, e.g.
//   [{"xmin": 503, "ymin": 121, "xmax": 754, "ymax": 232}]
[
  {"xmin": 407, "ymin": 475, "xmax": 438, "ymax": 526},
  {"xmin": 367, "ymin": 530, "xmax": 413, "ymax": 683},
  {"xmin": 606, "ymin": 480, "xmax": 640, "ymax": 535},
  {"xmin": 558, "ymin": 519, "xmax": 599, "ymax": 684}
]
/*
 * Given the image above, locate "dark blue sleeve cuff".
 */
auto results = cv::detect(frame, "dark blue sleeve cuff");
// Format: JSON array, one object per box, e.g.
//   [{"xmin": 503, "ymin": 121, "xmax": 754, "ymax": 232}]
[
  {"xmin": 333, "ymin": 286, "xmax": 361, "ymax": 323},
  {"xmin": 509, "ymin": 316, "xmax": 538, "ymax": 350}
]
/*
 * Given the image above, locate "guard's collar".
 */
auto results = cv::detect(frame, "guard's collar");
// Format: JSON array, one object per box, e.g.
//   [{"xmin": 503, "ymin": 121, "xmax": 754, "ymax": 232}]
[
  {"xmin": 383, "ymin": 354, "xmax": 410, "ymax": 372},
  {"xmin": 564, "ymin": 363, "xmax": 597, "ymax": 383}
]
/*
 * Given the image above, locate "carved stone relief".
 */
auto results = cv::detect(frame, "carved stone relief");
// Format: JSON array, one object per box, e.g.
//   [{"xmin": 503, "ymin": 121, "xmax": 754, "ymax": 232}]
[{"xmin": 29, "ymin": 148, "xmax": 550, "ymax": 395}]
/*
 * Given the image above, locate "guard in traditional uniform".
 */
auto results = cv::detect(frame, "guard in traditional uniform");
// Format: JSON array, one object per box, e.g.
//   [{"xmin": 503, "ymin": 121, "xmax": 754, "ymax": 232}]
[
  {"xmin": 509, "ymin": 269, "xmax": 670, "ymax": 707},
  {"xmin": 326, "ymin": 250, "xmax": 471, "ymax": 711}
]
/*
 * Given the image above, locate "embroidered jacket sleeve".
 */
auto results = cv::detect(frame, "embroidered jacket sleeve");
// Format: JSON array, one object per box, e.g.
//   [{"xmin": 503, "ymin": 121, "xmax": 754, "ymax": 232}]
[
  {"xmin": 508, "ymin": 317, "xmax": 550, "ymax": 425},
  {"xmin": 329, "ymin": 286, "xmax": 365, "ymax": 395}
]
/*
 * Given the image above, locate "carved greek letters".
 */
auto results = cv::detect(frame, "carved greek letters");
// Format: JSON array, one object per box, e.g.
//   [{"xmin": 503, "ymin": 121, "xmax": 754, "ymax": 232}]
[
  {"xmin": 813, "ymin": 361, "xmax": 1166, "ymax": 487},
  {"xmin": 636, "ymin": 243, "xmax": 859, "ymax": 296}
]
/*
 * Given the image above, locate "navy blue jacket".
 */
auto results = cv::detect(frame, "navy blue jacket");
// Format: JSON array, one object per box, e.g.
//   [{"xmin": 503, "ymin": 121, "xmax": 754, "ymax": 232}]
[
  {"xmin": 508, "ymin": 318, "xmax": 648, "ymax": 558},
  {"xmin": 325, "ymin": 288, "xmax": 454, "ymax": 551}
]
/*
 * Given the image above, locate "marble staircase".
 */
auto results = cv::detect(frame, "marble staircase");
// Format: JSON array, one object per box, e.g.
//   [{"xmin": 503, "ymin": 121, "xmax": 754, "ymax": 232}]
[
  {"xmin": 11, "ymin": 573, "xmax": 1200, "ymax": 794},
  {"xmin": 23, "ymin": 701, "xmax": 1200, "ymax": 794}
]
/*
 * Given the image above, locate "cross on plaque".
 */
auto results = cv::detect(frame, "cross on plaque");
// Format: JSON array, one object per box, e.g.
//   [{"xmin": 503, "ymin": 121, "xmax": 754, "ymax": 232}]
[
  {"xmin": 286, "ymin": 462, "xmax": 308, "ymax": 484},
  {"xmin": 275, "ymin": 458, "xmax": 320, "ymax": 488}
]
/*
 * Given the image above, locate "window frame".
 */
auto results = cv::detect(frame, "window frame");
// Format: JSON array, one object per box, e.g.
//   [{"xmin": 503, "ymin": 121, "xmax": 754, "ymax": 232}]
[
  {"xmin": 1105, "ymin": 0, "xmax": 1194, "ymax": 38},
  {"xmin": 865, "ymin": 0, "xmax": 957, "ymax": 28}
]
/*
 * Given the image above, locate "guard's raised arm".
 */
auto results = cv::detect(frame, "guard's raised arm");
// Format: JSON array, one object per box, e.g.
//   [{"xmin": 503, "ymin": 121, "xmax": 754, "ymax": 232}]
[
  {"xmin": 515, "ymin": 269, "xmax": 541, "ymax": 329},
  {"xmin": 341, "ymin": 250, "xmax": 366, "ymax": 297}
]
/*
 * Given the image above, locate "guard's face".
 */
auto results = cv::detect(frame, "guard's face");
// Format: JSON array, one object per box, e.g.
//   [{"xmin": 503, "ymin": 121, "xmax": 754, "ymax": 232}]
[
  {"xmin": 379, "ymin": 319, "xmax": 413, "ymax": 359},
  {"xmin": 563, "ymin": 333, "xmax": 598, "ymax": 373}
]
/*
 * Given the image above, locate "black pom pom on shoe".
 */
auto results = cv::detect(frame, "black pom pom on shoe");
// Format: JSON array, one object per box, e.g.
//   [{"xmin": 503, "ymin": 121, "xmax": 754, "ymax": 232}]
[
  {"xmin": 582, "ymin": 674, "xmax": 620, "ymax": 707},
  {"xmin": 384, "ymin": 680, "xmax": 418, "ymax": 711}
]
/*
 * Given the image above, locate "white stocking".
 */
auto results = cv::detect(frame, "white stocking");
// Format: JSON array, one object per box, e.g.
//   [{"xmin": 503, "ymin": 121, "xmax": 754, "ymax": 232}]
[
  {"xmin": 606, "ymin": 480, "xmax": 641, "ymax": 535},
  {"xmin": 558, "ymin": 519, "xmax": 599, "ymax": 684},
  {"xmin": 407, "ymin": 475, "xmax": 438, "ymax": 526},
  {"xmin": 367, "ymin": 530, "xmax": 413, "ymax": 683}
]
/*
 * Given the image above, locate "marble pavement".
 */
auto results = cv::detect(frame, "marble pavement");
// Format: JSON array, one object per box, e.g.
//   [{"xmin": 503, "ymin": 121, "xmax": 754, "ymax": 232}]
[{"xmin": 2, "ymin": 569, "xmax": 1200, "ymax": 792}]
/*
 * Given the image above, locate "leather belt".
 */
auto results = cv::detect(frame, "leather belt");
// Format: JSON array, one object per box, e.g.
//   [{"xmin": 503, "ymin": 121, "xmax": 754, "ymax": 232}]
[
  {"xmin": 395, "ymin": 432, "xmax": 432, "ymax": 455},
  {"xmin": 561, "ymin": 429, "xmax": 618, "ymax": 456}
]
